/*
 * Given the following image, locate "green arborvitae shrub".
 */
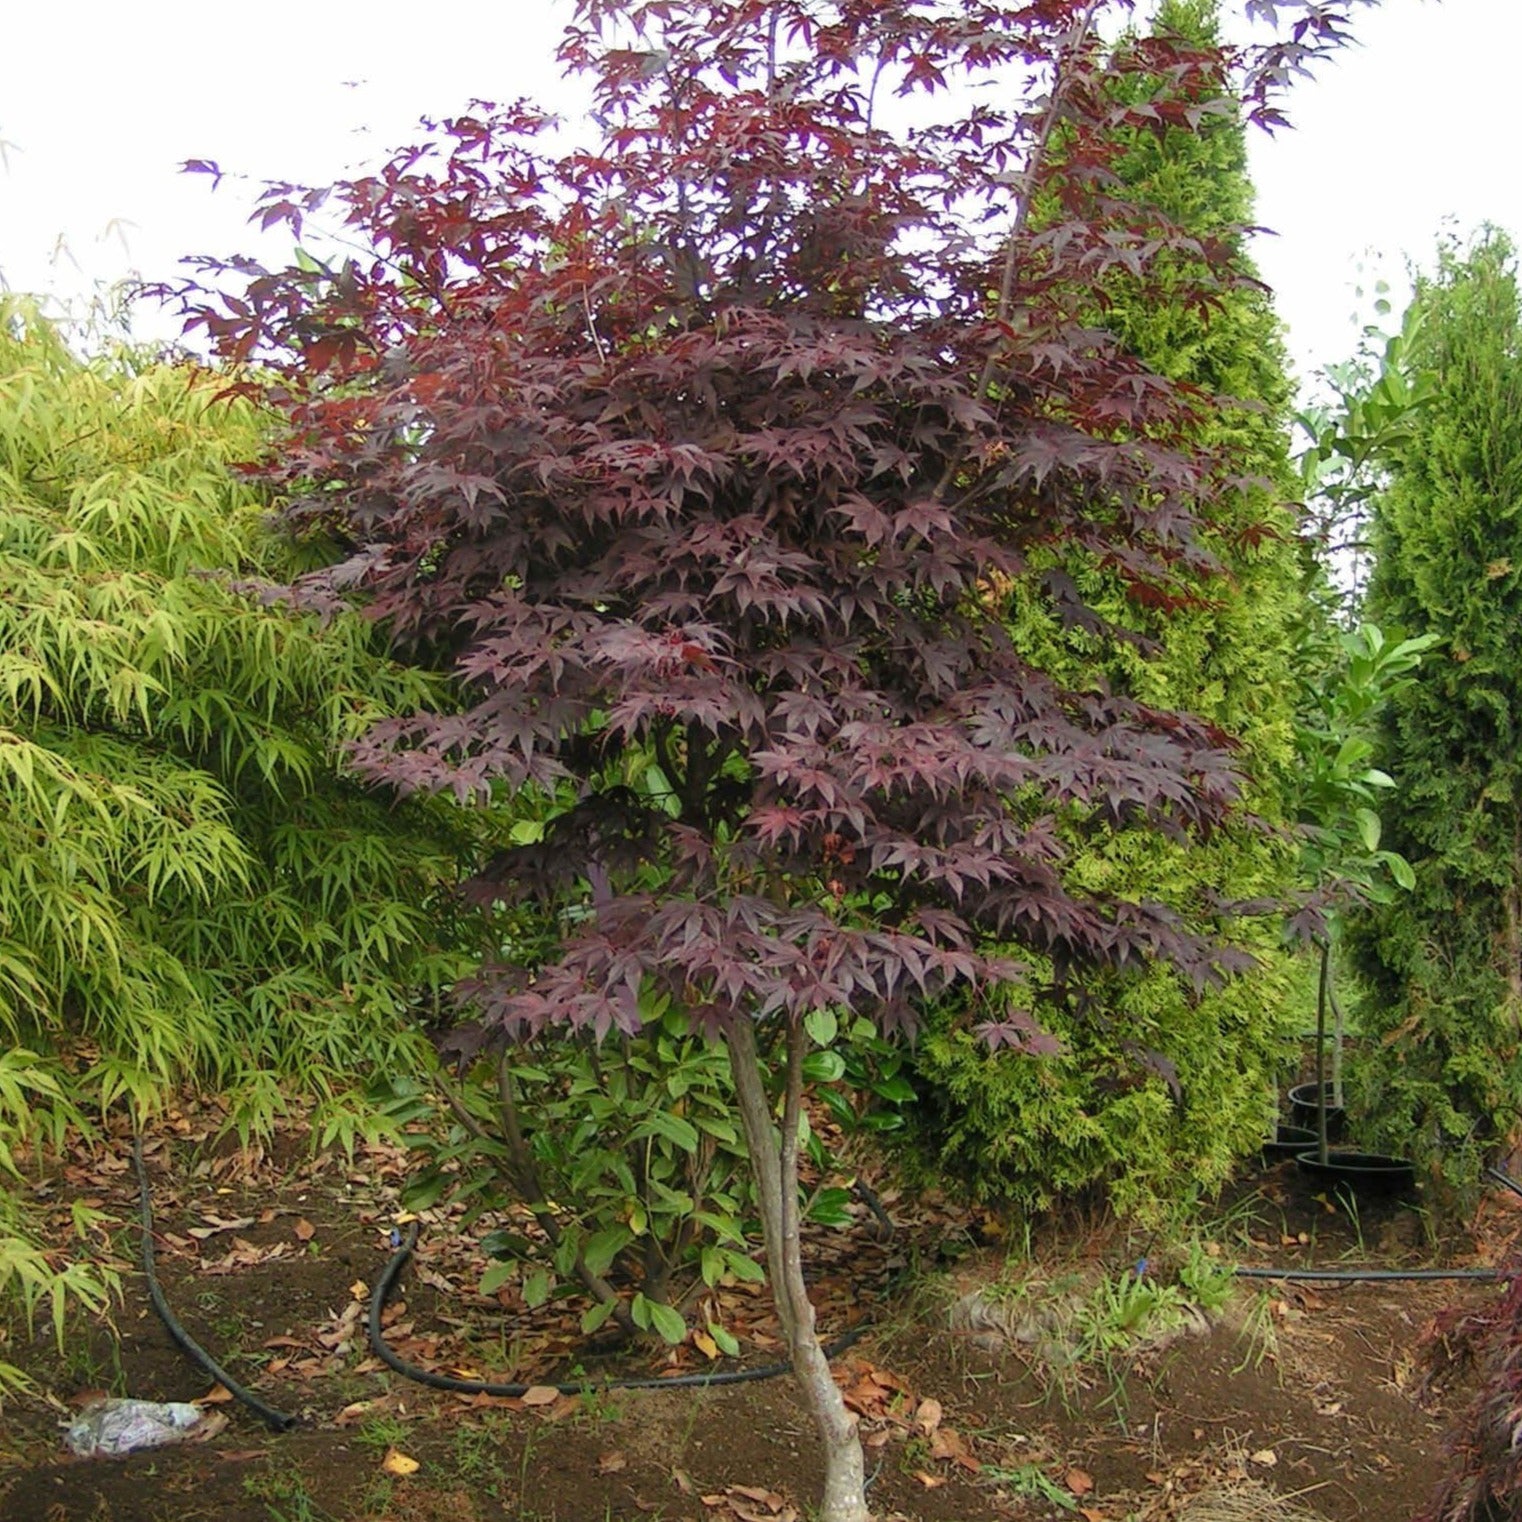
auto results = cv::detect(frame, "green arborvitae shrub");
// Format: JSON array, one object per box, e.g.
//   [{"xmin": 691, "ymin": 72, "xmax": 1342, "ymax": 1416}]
[
  {"xmin": 911, "ymin": 0, "xmax": 1304, "ymax": 1217},
  {"xmin": 0, "ymin": 302, "xmax": 489, "ymax": 1387},
  {"xmin": 1351, "ymin": 233, "xmax": 1522, "ymax": 1192}
]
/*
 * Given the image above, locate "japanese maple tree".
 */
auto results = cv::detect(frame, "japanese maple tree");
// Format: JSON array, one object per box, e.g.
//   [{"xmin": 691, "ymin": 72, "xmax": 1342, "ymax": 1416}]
[{"xmin": 180, "ymin": 3, "xmax": 1372, "ymax": 1515}]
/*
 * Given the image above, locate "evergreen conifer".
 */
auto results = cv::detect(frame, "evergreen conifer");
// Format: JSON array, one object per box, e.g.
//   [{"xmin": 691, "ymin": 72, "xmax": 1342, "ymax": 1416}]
[
  {"xmin": 1352, "ymin": 233, "xmax": 1522, "ymax": 1188},
  {"xmin": 913, "ymin": 0, "xmax": 1306, "ymax": 1213}
]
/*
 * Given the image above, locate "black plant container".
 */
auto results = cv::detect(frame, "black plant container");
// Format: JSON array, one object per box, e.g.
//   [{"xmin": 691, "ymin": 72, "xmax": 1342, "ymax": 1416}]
[
  {"xmin": 1296, "ymin": 1151, "xmax": 1417, "ymax": 1199},
  {"xmin": 1288, "ymin": 1081, "xmax": 1347, "ymax": 1141},
  {"xmin": 1261, "ymin": 1124, "xmax": 1318, "ymax": 1161}
]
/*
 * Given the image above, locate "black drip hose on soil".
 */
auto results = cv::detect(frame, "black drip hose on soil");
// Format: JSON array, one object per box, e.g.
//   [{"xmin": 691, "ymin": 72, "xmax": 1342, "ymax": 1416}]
[
  {"xmin": 1230, "ymin": 1167, "xmax": 1522, "ymax": 1284},
  {"xmin": 134, "ymin": 1139, "xmax": 1522, "ymax": 1413},
  {"xmin": 367, "ymin": 1222, "xmax": 868, "ymax": 1397},
  {"xmin": 369, "ymin": 1165, "xmax": 1522, "ymax": 1399},
  {"xmin": 1487, "ymin": 1165, "xmax": 1522, "ymax": 1202},
  {"xmin": 1233, "ymin": 1265, "xmax": 1506, "ymax": 1282},
  {"xmin": 131, "ymin": 1132, "xmax": 300, "ymax": 1432}
]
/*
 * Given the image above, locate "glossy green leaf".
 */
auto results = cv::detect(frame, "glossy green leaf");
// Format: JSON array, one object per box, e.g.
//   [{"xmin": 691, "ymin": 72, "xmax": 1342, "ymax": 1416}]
[
  {"xmin": 804, "ymin": 1009, "xmax": 837, "ymax": 1047},
  {"xmin": 582, "ymin": 1227, "xmax": 633, "ymax": 1278},
  {"xmin": 801, "ymin": 1050, "xmax": 846, "ymax": 1083},
  {"xmin": 581, "ymin": 1297, "xmax": 619, "ymax": 1334},
  {"xmin": 647, "ymin": 1299, "xmax": 687, "ymax": 1344},
  {"xmin": 479, "ymin": 1261, "xmax": 517, "ymax": 1296}
]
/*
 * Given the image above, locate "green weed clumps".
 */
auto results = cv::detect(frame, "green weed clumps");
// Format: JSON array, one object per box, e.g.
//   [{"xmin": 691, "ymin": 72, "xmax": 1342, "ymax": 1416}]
[{"xmin": 0, "ymin": 302, "xmax": 491, "ymax": 1384}]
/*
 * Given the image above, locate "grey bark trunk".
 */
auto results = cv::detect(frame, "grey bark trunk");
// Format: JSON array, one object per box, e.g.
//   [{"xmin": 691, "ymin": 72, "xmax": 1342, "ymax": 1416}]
[{"xmin": 725, "ymin": 1017, "xmax": 872, "ymax": 1522}]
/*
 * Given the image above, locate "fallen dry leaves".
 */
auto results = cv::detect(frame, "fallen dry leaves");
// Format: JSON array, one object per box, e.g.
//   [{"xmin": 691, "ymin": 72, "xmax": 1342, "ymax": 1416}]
[
  {"xmin": 833, "ymin": 1356, "xmax": 981, "ymax": 1476},
  {"xmin": 1065, "ymin": 1465, "xmax": 1095, "ymax": 1495},
  {"xmin": 928, "ymin": 1423, "xmax": 979, "ymax": 1473},
  {"xmin": 700, "ymin": 1481, "xmax": 799, "ymax": 1522},
  {"xmin": 199, "ymin": 1236, "xmax": 293, "ymax": 1275},
  {"xmin": 186, "ymin": 1409, "xmax": 230, "ymax": 1445}
]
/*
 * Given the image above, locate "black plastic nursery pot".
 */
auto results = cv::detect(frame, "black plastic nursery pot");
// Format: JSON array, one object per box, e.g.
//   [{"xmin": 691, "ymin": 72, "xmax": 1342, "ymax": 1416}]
[
  {"xmin": 1287, "ymin": 1081, "xmax": 1347, "ymax": 1140},
  {"xmin": 1296, "ymin": 1150, "xmax": 1417, "ymax": 1199},
  {"xmin": 1261, "ymin": 1124, "xmax": 1318, "ymax": 1161}
]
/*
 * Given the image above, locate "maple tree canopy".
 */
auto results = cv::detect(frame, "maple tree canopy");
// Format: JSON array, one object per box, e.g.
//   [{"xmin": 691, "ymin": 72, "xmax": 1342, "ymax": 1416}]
[{"xmin": 180, "ymin": 0, "xmax": 1364, "ymax": 1056}]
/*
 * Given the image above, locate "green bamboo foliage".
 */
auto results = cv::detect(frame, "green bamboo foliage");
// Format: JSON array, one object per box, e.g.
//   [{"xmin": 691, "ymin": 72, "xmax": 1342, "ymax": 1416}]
[
  {"xmin": 0, "ymin": 302, "xmax": 489, "ymax": 1121},
  {"xmin": 1352, "ymin": 234, "xmax": 1522, "ymax": 1191},
  {"xmin": 913, "ymin": 0, "xmax": 1304, "ymax": 1216},
  {"xmin": 0, "ymin": 302, "xmax": 490, "ymax": 1385}
]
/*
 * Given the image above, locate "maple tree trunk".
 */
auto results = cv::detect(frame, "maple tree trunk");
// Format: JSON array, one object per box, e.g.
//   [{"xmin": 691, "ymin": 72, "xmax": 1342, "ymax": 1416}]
[{"xmin": 725, "ymin": 1017, "xmax": 872, "ymax": 1522}]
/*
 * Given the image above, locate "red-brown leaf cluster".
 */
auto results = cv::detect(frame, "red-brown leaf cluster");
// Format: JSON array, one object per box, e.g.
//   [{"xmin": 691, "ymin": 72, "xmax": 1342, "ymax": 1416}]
[{"xmin": 174, "ymin": 1, "xmax": 1369, "ymax": 1049}]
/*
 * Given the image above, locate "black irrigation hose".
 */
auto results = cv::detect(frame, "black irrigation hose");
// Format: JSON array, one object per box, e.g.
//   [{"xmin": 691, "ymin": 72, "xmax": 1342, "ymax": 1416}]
[
  {"xmin": 851, "ymin": 1177, "xmax": 895, "ymax": 1241},
  {"xmin": 1233, "ymin": 1265, "xmax": 1509, "ymax": 1283},
  {"xmin": 367, "ymin": 1221, "xmax": 869, "ymax": 1397},
  {"xmin": 132, "ymin": 1141, "xmax": 1522, "ymax": 1412},
  {"xmin": 1487, "ymin": 1166, "xmax": 1522, "ymax": 1202},
  {"xmin": 131, "ymin": 1132, "xmax": 300, "ymax": 1432},
  {"xmin": 1232, "ymin": 1167, "xmax": 1522, "ymax": 1283}
]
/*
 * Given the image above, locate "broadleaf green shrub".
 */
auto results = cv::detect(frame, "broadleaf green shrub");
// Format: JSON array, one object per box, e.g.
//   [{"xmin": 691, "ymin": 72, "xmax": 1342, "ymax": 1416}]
[
  {"xmin": 389, "ymin": 1011, "xmax": 758, "ymax": 1341},
  {"xmin": 384, "ymin": 994, "xmax": 915, "ymax": 1341}
]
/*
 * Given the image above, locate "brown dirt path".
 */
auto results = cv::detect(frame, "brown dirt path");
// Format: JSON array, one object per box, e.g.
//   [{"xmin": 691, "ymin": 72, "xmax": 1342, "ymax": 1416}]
[{"xmin": 0, "ymin": 1116, "xmax": 1506, "ymax": 1522}]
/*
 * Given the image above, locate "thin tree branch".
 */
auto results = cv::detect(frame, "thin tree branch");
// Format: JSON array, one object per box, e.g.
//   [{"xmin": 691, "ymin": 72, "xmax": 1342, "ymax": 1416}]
[
  {"xmin": 456, "ymin": 1051, "xmax": 641, "ymax": 1337},
  {"xmin": 991, "ymin": 0, "xmax": 1103, "ymax": 333},
  {"xmin": 724, "ymin": 1014, "xmax": 797, "ymax": 1329},
  {"xmin": 934, "ymin": 0, "xmax": 1103, "ymax": 501}
]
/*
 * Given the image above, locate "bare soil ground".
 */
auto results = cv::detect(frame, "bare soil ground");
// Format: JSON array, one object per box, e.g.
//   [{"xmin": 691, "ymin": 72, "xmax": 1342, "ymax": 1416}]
[{"xmin": 1, "ymin": 1107, "xmax": 1513, "ymax": 1522}]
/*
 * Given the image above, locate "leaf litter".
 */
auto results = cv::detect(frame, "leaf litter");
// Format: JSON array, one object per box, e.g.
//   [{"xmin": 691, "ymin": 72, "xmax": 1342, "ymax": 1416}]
[{"xmin": 0, "ymin": 1100, "xmax": 1501, "ymax": 1522}]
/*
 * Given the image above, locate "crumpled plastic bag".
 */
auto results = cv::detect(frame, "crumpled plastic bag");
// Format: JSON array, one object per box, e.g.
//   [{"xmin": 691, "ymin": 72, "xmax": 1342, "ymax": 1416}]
[{"xmin": 65, "ymin": 1397, "xmax": 219, "ymax": 1458}]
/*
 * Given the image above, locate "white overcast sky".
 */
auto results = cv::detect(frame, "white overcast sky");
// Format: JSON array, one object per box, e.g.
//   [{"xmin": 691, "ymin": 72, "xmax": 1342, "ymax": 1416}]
[{"xmin": 1, "ymin": 0, "xmax": 1513, "ymax": 390}]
